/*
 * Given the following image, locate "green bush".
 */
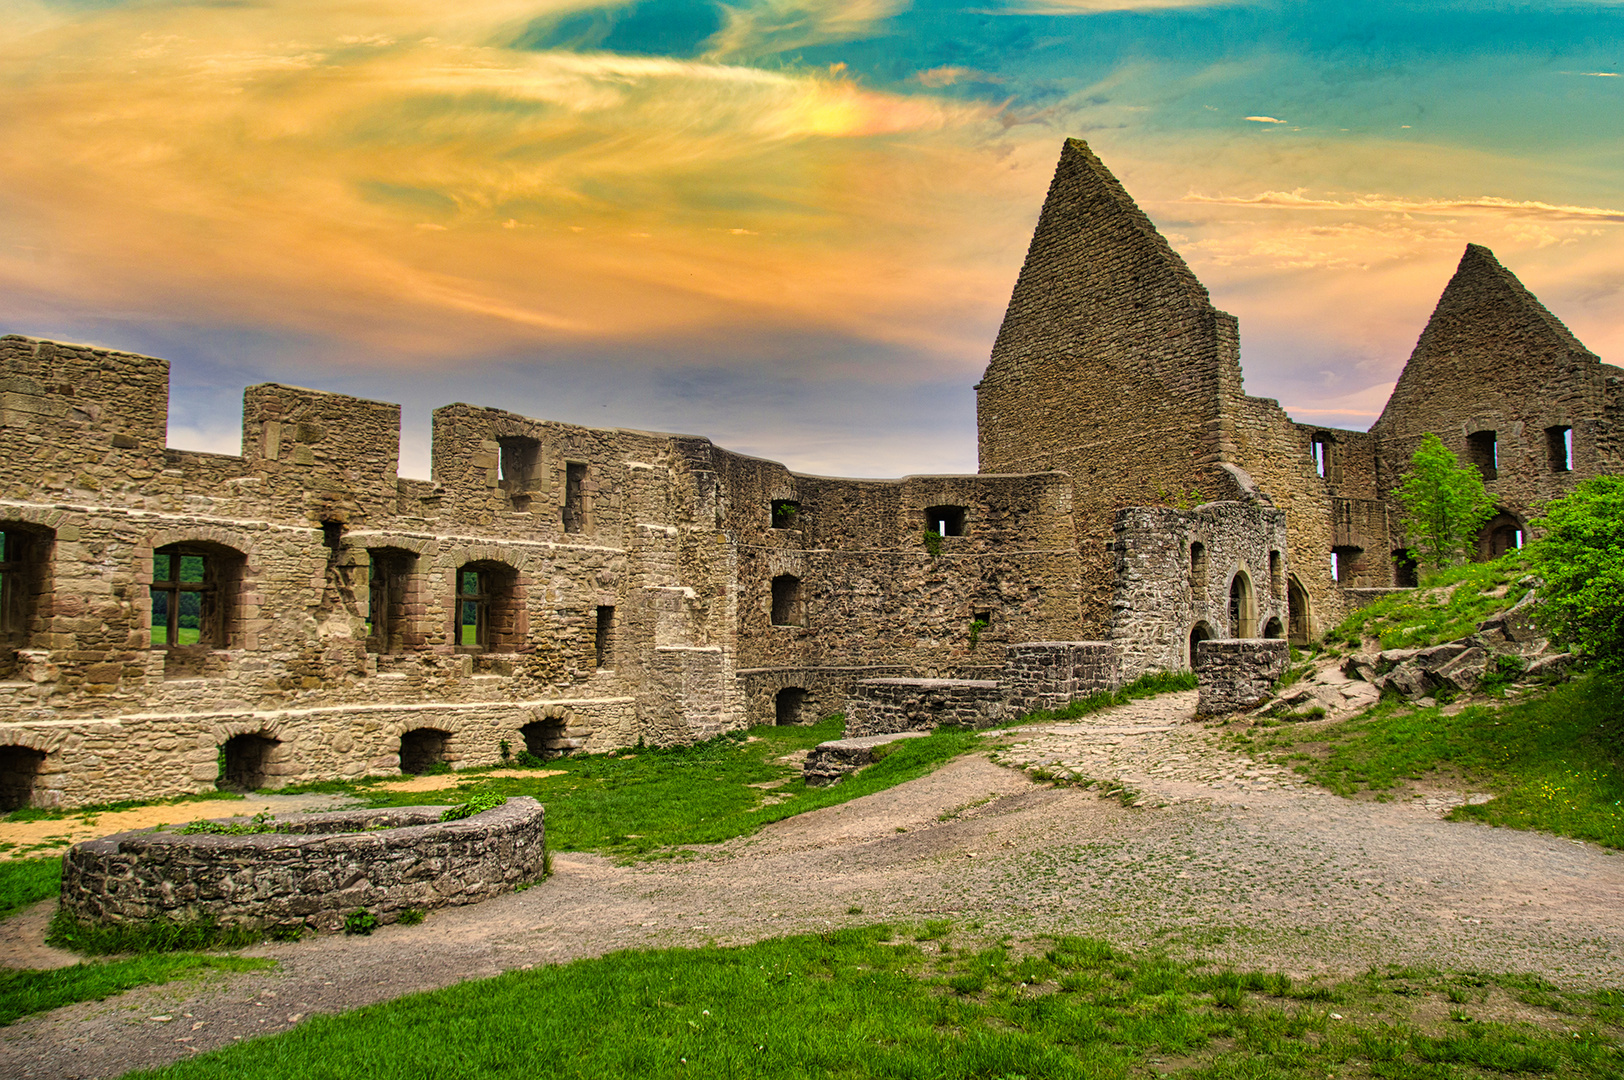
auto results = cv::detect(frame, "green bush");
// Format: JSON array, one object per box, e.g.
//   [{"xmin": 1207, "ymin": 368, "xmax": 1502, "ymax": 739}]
[
  {"xmin": 1395, "ymin": 432, "xmax": 1495, "ymax": 572},
  {"xmin": 1531, "ymin": 475, "xmax": 1624, "ymax": 668}
]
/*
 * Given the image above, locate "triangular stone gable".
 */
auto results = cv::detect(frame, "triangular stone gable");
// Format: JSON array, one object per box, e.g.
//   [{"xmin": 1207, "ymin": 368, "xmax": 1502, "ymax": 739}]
[
  {"xmin": 982, "ymin": 138, "xmax": 1220, "ymax": 386},
  {"xmin": 1376, "ymin": 244, "xmax": 1600, "ymax": 433}
]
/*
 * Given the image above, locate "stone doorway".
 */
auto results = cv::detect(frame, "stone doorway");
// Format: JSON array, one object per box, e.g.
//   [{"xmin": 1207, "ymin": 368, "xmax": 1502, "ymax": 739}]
[
  {"xmin": 775, "ymin": 687, "xmax": 808, "ymax": 725},
  {"xmin": 0, "ymin": 745, "xmax": 44, "ymax": 811},
  {"xmin": 399, "ymin": 728, "xmax": 450, "ymax": 774},
  {"xmin": 218, "ymin": 733, "xmax": 277, "ymax": 792}
]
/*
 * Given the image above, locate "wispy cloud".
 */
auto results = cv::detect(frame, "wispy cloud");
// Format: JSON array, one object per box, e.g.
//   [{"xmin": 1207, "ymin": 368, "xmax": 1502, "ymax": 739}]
[
  {"xmin": 1244, "ymin": 115, "xmax": 1287, "ymax": 123},
  {"xmin": 1182, "ymin": 189, "xmax": 1624, "ymax": 223}
]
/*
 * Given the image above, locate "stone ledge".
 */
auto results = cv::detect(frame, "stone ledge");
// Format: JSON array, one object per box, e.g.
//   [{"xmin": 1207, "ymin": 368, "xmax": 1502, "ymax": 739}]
[{"xmin": 803, "ymin": 731, "xmax": 930, "ymax": 786}]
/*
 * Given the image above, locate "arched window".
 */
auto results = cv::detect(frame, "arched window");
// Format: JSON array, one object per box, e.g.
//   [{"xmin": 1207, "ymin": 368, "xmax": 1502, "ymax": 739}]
[
  {"xmin": 1287, "ymin": 576, "xmax": 1311, "ymax": 646},
  {"xmin": 1188, "ymin": 622, "xmax": 1214, "ymax": 668},
  {"xmin": 775, "ymin": 687, "xmax": 808, "ymax": 725},
  {"xmin": 1229, "ymin": 571, "xmax": 1257, "ymax": 639},
  {"xmin": 1478, "ymin": 511, "xmax": 1524, "ymax": 561},
  {"xmin": 1263, "ymin": 617, "xmax": 1284, "ymax": 640},
  {"xmin": 152, "ymin": 543, "xmax": 243, "ymax": 649}
]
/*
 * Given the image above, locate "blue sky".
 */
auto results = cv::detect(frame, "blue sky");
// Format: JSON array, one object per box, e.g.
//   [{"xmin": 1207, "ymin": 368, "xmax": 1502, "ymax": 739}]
[{"xmin": 1, "ymin": 0, "xmax": 1619, "ymax": 477}]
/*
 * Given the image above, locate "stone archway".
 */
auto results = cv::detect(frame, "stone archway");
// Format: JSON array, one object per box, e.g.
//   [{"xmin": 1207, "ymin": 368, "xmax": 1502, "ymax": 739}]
[
  {"xmin": 218, "ymin": 733, "xmax": 277, "ymax": 792},
  {"xmin": 1188, "ymin": 621, "xmax": 1215, "ymax": 668},
  {"xmin": 1229, "ymin": 570, "xmax": 1258, "ymax": 639},
  {"xmin": 1287, "ymin": 576, "xmax": 1311, "ymax": 646}
]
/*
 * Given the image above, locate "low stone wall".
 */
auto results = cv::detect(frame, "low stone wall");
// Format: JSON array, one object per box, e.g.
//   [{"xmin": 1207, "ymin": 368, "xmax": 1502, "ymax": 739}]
[
  {"xmin": 59, "ymin": 797, "xmax": 546, "ymax": 933},
  {"xmin": 1003, "ymin": 642, "xmax": 1118, "ymax": 715},
  {"xmin": 1194, "ymin": 639, "xmax": 1288, "ymax": 715},
  {"xmin": 845, "ymin": 678, "xmax": 1005, "ymax": 737},
  {"xmin": 803, "ymin": 731, "xmax": 929, "ymax": 786}
]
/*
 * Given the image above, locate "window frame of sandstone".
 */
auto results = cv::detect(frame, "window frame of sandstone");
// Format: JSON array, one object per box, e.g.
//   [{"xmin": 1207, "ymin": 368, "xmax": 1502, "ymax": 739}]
[
  {"xmin": 1227, "ymin": 571, "xmax": 1258, "ymax": 639},
  {"xmin": 366, "ymin": 549, "xmax": 416, "ymax": 655},
  {"xmin": 1268, "ymin": 551, "xmax": 1283, "ymax": 599},
  {"xmin": 1546, "ymin": 425, "xmax": 1572, "ymax": 473},
  {"xmin": 453, "ymin": 561, "xmax": 521, "ymax": 653},
  {"xmin": 151, "ymin": 543, "xmax": 240, "ymax": 650},
  {"xmin": 1330, "ymin": 545, "xmax": 1363, "ymax": 585},
  {"xmin": 454, "ymin": 565, "xmax": 493, "ymax": 650},
  {"xmin": 0, "ymin": 526, "xmax": 50, "ymax": 651},
  {"xmin": 770, "ymin": 574, "xmax": 806, "ymax": 628},
  {"xmin": 1263, "ymin": 617, "xmax": 1284, "ymax": 640}
]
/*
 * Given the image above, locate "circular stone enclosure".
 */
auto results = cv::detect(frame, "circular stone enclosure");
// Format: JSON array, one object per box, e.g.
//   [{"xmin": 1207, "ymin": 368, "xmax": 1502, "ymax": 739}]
[{"xmin": 59, "ymin": 797, "xmax": 546, "ymax": 934}]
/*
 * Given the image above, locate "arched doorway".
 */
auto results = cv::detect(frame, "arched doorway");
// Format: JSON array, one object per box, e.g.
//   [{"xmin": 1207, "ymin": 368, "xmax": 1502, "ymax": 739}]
[
  {"xmin": 1263, "ymin": 617, "xmax": 1284, "ymax": 640},
  {"xmin": 1477, "ymin": 510, "xmax": 1524, "ymax": 561},
  {"xmin": 1286, "ymin": 576, "xmax": 1311, "ymax": 646},
  {"xmin": 775, "ymin": 687, "xmax": 808, "ymax": 725},
  {"xmin": 218, "ymin": 733, "xmax": 277, "ymax": 792},
  {"xmin": 399, "ymin": 728, "xmax": 451, "ymax": 774},
  {"xmin": 1229, "ymin": 571, "xmax": 1257, "ymax": 639},
  {"xmin": 1188, "ymin": 621, "xmax": 1214, "ymax": 668}
]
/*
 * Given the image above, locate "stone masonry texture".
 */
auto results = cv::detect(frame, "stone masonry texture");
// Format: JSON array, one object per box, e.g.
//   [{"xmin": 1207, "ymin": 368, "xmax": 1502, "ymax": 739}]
[
  {"xmin": 1, "ymin": 139, "xmax": 1618, "ymax": 806},
  {"xmin": 1195, "ymin": 640, "xmax": 1290, "ymax": 715}
]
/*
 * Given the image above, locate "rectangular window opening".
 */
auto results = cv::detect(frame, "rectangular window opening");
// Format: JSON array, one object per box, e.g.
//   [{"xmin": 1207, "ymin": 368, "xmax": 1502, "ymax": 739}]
[
  {"xmin": 563, "ymin": 462, "xmax": 587, "ymax": 534},
  {"xmin": 1546, "ymin": 425, "xmax": 1572, "ymax": 473},
  {"xmin": 1466, "ymin": 430, "xmax": 1498, "ymax": 481},
  {"xmin": 925, "ymin": 505, "xmax": 967, "ymax": 537},
  {"xmin": 594, "ymin": 605, "xmax": 614, "ymax": 669},
  {"xmin": 1310, "ymin": 435, "xmax": 1330, "ymax": 478}
]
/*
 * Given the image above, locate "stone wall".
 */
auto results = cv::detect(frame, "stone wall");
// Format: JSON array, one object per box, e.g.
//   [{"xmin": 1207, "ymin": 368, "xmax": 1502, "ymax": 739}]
[
  {"xmin": 59, "ymin": 797, "xmax": 546, "ymax": 932},
  {"xmin": 1002, "ymin": 642, "xmax": 1118, "ymax": 715},
  {"xmin": 1194, "ymin": 639, "xmax": 1289, "ymax": 716},
  {"xmin": 845, "ymin": 678, "xmax": 1006, "ymax": 737}
]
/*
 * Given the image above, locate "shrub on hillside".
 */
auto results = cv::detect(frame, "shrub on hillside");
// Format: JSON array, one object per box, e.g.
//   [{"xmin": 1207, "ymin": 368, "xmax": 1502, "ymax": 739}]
[{"xmin": 1530, "ymin": 475, "xmax": 1624, "ymax": 668}]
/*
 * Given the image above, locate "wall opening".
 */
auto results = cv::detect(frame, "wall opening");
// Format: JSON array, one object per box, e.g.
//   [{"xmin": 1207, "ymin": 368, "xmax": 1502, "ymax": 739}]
[
  {"xmin": 399, "ymin": 728, "xmax": 450, "ymax": 774},
  {"xmin": 775, "ymin": 687, "xmax": 808, "ymax": 725},
  {"xmin": 770, "ymin": 500, "xmax": 801, "ymax": 529},
  {"xmin": 1269, "ymin": 550, "xmax": 1283, "ymax": 598},
  {"xmin": 521, "ymin": 719, "xmax": 570, "ymax": 760},
  {"xmin": 1466, "ymin": 430, "xmax": 1498, "ymax": 481},
  {"xmin": 594, "ymin": 605, "xmax": 614, "ymax": 669},
  {"xmin": 925, "ymin": 506, "xmax": 967, "ymax": 537},
  {"xmin": 1478, "ymin": 511, "xmax": 1525, "ymax": 561},
  {"xmin": 367, "ymin": 549, "xmax": 415, "ymax": 654},
  {"xmin": 1392, "ymin": 550, "xmax": 1419, "ymax": 588},
  {"xmin": 1188, "ymin": 622, "xmax": 1214, "ymax": 667},
  {"xmin": 1287, "ymin": 576, "xmax": 1311, "ymax": 646},
  {"xmin": 1228, "ymin": 571, "xmax": 1257, "ymax": 639},
  {"xmin": 218, "ymin": 733, "xmax": 277, "ymax": 792},
  {"xmin": 0, "ymin": 525, "xmax": 51, "ymax": 673},
  {"xmin": 454, "ymin": 562, "xmax": 520, "ymax": 651},
  {"xmin": 563, "ymin": 462, "xmax": 587, "ymax": 534},
  {"xmin": 1189, "ymin": 541, "xmax": 1207, "ymax": 594},
  {"xmin": 152, "ymin": 543, "xmax": 245, "ymax": 663},
  {"xmin": 1263, "ymin": 617, "xmax": 1284, "ymax": 640},
  {"xmin": 1331, "ymin": 546, "xmax": 1363, "ymax": 584},
  {"xmin": 1310, "ymin": 433, "xmax": 1331, "ymax": 478},
  {"xmin": 771, "ymin": 574, "xmax": 805, "ymax": 627},
  {"xmin": 0, "ymin": 745, "xmax": 44, "ymax": 811},
  {"xmin": 1546, "ymin": 425, "xmax": 1572, "ymax": 473}
]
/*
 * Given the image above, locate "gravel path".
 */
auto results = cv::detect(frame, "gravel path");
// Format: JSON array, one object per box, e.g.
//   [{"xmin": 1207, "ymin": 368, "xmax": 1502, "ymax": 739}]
[{"xmin": 3, "ymin": 689, "xmax": 1620, "ymax": 1079}]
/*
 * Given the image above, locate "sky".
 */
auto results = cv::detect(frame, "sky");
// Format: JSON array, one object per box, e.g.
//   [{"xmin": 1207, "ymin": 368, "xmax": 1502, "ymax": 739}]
[{"xmin": 0, "ymin": 0, "xmax": 1619, "ymax": 479}]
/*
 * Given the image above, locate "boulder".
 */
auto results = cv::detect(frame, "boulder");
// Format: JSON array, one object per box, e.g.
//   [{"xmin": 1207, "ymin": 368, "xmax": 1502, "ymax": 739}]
[
  {"xmin": 1523, "ymin": 652, "xmax": 1577, "ymax": 682},
  {"xmin": 1342, "ymin": 654, "xmax": 1378, "ymax": 682},
  {"xmin": 1478, "ymin": 591, "xmax": 1541, "ymax": 645},
  {"xmin": 1433, "ymin": 647, "xmax": 1489, "ymax": 693},
  {"xmin": 1380, "ymin": 661, "xmax": 1433, "ymax": 699}
]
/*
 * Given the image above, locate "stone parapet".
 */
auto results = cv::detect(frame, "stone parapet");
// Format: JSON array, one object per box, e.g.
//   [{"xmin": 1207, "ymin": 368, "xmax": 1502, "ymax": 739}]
[
  {"xmin": 1194, "ymin": 639, "xmax": 1288, "ymax": 715},
  {"xmin": 845, "ymin": 678, "xmax": 1005, "ymax": 737},
  {"xmin": 1003, "ymin": 642, "xmax": 1118, "ymax": 716},
  {"xmin": 59, "ymin": 797, "xmax": 546, "ymax": 933}
]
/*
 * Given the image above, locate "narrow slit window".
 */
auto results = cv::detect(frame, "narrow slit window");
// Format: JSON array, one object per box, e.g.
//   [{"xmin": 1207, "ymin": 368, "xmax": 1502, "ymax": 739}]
[
  {"xmin": 594, "ymin": 605, "xmax": 614, "ymax": 668},
  {"xmin": 456, "ymin": 568, "xmax": 488, "ymax": 649},
  {"xmin": 563, "ymin": 462, "xmax": 587, "ymax": 533},
  {"xmin": 1310, "ymin": 434, "xmax": 1330, "ymax": 478}
]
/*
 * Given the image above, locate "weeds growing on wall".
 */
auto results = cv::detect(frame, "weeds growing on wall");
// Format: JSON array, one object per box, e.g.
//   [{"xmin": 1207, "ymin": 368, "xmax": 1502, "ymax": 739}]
[
  {"xmin": 1328, "ymin": 550, "xmax": 1531, "ymax": 650},
  {"xmin": 114, "ymin": 923, "xmax": 1623, "ymax": 1080},
  {"xmin": 1230, "ymin": 670, "xmax": 1624, "ymax": 848}
]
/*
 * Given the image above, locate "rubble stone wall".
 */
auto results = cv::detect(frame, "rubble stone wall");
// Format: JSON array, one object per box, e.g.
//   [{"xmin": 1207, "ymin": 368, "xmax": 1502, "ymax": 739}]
[
  {"xmin": 59, "ymin": 797, "xmax": 546, "ymax": 932},
  {"xmin": 1194, "ymin": 639, "xmax": 1289, "ymax": 715},
  {"xmin": 1003, "ymin": 642, "xmax": 1118, "ymax": 715},
  {"xmin": 845, "ymin": 678, "xmax": 1006, "ymax": 737}
]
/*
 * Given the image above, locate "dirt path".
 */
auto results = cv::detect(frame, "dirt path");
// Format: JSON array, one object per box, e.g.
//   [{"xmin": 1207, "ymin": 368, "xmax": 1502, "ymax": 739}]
[{"xmin": 3, "ymin": 690, "xmax": 1620, "ymax": 1079}]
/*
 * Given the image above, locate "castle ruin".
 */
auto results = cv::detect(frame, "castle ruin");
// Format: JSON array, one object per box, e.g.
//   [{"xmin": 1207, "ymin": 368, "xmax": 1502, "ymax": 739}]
[{"xmin": 1, "ymin": 138, "xmax": 1617, "ymax": 808}]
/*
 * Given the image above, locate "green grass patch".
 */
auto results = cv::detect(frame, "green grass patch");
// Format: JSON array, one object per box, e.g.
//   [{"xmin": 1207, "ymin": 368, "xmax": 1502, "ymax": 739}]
[
  {"xmin": 117, "ymin": 925, "xmax": 1623, "ymax": 1080},
  {"xmin": 0, "ymin": 954, "xmax": 273, "ymax": 1026},
  {"xmin": 282, "ymin": 717, "xmax": 981, "ymax": 860},
  {"xmin": 46, "ymin": 910, "xmax": 277, "ymax": 956},
  {"xmin": 0, "ymin": 857, "xmax": 62, "ymax": 921},
  {"xmin": 1330, "ymin": 550, "xmax": 1532, "ymax": 650},
  {"xmin": 1233, "ymin": 670, "xmax": 1624, "ymax": 847}
]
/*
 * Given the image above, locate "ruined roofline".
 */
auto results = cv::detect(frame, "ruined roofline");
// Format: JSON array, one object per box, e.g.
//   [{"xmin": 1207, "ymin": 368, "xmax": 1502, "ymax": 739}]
[{"xmin": 1407, "ymin": 243, "xmax": 1600, "ymax": 366}]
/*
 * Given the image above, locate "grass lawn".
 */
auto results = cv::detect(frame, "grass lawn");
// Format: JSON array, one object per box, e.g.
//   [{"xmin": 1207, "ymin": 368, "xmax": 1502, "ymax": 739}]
[
  {"xmin": 1327, "ymin": 551, "xmax": 1532, "ymax": 651},
  {"xmin": 1230, "ymin": 670, "xmax": 1624, "ymax": 848},
  {"xmin": 0, "ymin": 858, "xmax": 62, "ymax": 921},
  {"xmin": 119, "ymin": 924, "xmax": 1623, "ymax": 1080},
  {"xmin": 0, "ymin": 954, "xmax": 273, "ymax": 1027}
]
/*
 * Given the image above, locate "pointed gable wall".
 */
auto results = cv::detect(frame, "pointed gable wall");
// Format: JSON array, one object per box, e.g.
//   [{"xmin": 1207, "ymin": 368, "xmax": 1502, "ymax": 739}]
[
  {"xmin": 1373, "ymin": 243, "xmax": 1621, "ymax": 553},
  {"xmin": 974, "ymin": 139, "xmax": 1249, "ymax": 634}
]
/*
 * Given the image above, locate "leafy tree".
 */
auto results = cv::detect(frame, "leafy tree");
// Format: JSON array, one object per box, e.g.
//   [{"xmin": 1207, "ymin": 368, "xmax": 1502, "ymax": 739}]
[
  {"xmin": 1530, "ymin": 475, "xmax": 1624, "ymax": 667},
  {"xmin": 1395, "ymin": 433, "xmax": 1495, "ymax": 572}
]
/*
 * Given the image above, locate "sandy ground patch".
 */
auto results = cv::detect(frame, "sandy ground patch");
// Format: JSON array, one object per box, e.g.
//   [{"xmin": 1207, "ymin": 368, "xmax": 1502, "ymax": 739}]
[{"xmin": 371, "ymin": 769, "xmax": 564, "ymax": 793}]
